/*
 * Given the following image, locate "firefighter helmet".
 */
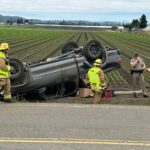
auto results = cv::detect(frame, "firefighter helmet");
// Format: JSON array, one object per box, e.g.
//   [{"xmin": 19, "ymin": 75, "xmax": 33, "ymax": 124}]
[
  {"xmin": 0, "ymin": 43, "xmax": 9, "ymax": 51},
  {"xmin": 93, "ymin": 59, "xmax": 102, "ymax": 66}
]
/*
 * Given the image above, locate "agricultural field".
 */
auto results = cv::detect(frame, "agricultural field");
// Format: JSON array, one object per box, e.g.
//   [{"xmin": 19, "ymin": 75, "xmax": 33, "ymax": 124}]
[{"xmin": 0, "ymin": 26, "xmax": 150, "ymax": 90}]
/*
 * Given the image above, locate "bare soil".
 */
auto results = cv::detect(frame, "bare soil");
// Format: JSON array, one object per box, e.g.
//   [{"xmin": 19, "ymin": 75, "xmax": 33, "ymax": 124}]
[
  {"xmin": 37, "ymin": 94, "xmax": 150, "ymax": 106},
  {"xmin": 10, "ymin": 85, "xmax": 150, "ymax": 105}
]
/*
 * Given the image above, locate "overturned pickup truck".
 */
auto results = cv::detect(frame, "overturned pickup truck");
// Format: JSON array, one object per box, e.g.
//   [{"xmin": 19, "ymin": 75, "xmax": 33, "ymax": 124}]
[{"xmin": 10, "ymin": 40, "xmax": 121, "ymax": 98}]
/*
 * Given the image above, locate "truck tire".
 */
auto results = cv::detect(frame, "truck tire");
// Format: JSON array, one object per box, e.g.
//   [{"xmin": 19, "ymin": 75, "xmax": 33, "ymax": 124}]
[
  {"xmin": 83, "ymin": 40, "xmax": 105, "ymax": 61},
  {"xmin": 9, "ymin": 58, "xmax": 24, "ymax": 80},
  {"xmin": 61, "ymin": 41, "xmax": 79, "ymax": 54}
]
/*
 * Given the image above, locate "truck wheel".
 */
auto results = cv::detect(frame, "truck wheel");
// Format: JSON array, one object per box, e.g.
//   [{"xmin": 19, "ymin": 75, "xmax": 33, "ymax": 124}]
[
  {"xmin": 61, "ymin": 41, "xmax": 79, "ymax": 54},
  {"xmin": 9, "ymin": 58, "xmax": 24, "ymax": 80},
  {"xmin": 83, "ymin": 40, "xmax": 105, "ymax": 61}
]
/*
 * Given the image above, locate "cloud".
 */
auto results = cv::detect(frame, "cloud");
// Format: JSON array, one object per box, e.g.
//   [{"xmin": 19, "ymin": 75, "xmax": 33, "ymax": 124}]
[
  {"xmin": 1, "ymin": 0, "xmax": 150, "ymax": 13},
  {"xmin": 0, "ymin": 0, "xmax": 150, "ymax": 21}
]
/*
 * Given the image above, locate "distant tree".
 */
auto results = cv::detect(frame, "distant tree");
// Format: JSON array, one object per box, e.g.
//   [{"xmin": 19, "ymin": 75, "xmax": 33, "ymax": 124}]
[
  {"xmin": 20, "ymin": 18, "xmax": 23, "ymax": 24},
  {"xmin": 17, "ymin": 19, "xmax": 21, "ymax": 24},
  {"xmin": 123, "ymin": 23, "xmax": 130, "ymax": 28},
  {"xmin": 139, "ymin": 14, "xmax": 147, "ymax": 29},
  {"xmin": 130, "ymin": 19, "xmax": 140, "ymax": 29},
  {"xmin": 111, "ymin": 25, "xmax": 118, "ymax": 30},
  {"xmin": 9, "ymin": 19, "xmax": 13, "ymax": 25},
  {"xmin": 60, "ymin": 20, "xmax": 66, "ymax": 25},
  {"xmin": 6, "ymin": 20, "xmax": 10, "ymax": 24},
  {"xmin": 24, "ymin": 19, "xmax": 29, "ymax": 24},
  {"xmin": 17, "ymin": 18, "xmax": 24, "ymax": 24}
]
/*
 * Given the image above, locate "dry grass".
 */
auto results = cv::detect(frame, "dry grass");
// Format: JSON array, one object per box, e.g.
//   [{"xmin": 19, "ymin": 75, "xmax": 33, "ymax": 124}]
[
  {"xmin": 141, "ymin": 30, "xmax": 150, "ymax": 35},
  {"xmin": 45, "ymin": 94, "xmax": 150, "ymax": 106}
]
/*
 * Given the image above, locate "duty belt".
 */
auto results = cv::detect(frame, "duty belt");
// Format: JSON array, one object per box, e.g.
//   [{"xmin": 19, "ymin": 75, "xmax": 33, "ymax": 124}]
[{"xmin": 131, "ymin": 69, "xmax": 144, "ymax": 74}]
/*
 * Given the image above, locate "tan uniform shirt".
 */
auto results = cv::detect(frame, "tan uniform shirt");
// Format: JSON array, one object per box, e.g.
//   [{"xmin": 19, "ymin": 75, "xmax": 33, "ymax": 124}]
[{"xmin": 130, "ymin": 57, "xmax": 145, "ymax": 70}]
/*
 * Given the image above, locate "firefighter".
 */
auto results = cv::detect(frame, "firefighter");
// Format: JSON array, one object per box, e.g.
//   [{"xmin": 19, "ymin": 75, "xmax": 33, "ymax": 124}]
[
  {"xmin": 0, "ymin": 43, "xmax": 12, "ymax": 102},
  {"xmin": 87, "ymin": 59, "xmax": 106, "ymax": 104}
]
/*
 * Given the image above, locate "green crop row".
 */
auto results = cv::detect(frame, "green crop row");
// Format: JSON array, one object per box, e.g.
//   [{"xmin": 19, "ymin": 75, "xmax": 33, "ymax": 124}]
[{"xmin": 1, "ymin": 26, "xmax": 150, "ymax": 89}]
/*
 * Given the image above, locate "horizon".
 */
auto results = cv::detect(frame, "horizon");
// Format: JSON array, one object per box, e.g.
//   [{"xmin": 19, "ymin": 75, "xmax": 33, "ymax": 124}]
[{"xmin": 0, "ymin": 0, "xmax": 150, "ymax": 23}]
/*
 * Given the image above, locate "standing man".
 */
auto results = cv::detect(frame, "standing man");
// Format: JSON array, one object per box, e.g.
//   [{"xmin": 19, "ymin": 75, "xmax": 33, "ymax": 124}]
[
  {"xmin": 130, "ymin": 53, "xmax": 148, "ymax": 98},
  {"xmin": 0, "ymin": 43, "xmax": 12, "ymax": 102},
  {"xmin": 87, "ymin": 59, "xmax": 106, "ymax": 104}
]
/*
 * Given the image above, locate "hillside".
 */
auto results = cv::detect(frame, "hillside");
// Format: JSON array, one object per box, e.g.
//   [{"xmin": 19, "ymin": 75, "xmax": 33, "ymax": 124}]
[
  {"xmin": 0, "ymin": 14, "xmax": 122, "ymax": 26},
  {"xmin": 0, "ymin": 14, "xmax": 24, "ymax": 22}
]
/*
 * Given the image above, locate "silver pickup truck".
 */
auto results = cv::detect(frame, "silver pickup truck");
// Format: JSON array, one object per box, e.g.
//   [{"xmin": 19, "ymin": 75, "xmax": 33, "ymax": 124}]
[{"xmin": 10, "ymin": 40, "xmax": 121, "ymax": 98}]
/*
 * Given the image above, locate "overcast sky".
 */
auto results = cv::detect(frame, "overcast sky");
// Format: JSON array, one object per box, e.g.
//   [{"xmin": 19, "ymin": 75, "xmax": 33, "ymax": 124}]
[{"xmin": 0, "ymin": 0, "xmax": 150, "ymax": 22}]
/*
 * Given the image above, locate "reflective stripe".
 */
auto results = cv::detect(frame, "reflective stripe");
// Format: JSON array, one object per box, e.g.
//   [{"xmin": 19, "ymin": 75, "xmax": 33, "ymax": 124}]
[
  {"xmin": 0, "ymin": 79, "xmax": 6, "ymax": 85},
  {"xmin": 88, "ymin": 67, "xmax": 101, "ymax": 85},
  {"xmin": 0, "ymin": 75, "xmax": 8, "ymax": 78},
  {"xmin": 0, "ymin": 52, "xmax": 9, "ymax": 78},
  {"xmin": 90, "ymin": 84, "xmax": 102, "ymax": 93}
]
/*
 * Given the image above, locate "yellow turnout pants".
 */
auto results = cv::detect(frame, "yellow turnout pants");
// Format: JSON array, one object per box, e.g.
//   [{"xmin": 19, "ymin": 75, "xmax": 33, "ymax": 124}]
[{"xmin": 0, "ymin": 78, "xmax": 11, "ymax": 99}]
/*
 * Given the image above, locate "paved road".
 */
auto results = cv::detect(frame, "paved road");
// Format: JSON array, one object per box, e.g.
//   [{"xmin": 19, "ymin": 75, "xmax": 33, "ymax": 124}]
[{"xmin": 0, "ymin": 103, "xmax": 150, "ymax": 150}]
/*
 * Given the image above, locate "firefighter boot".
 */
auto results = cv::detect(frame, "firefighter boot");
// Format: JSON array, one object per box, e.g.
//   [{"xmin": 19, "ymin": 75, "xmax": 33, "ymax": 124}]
[{"xmin": 4, "ymin": 94, "xmax": 12, "ymax": 102}]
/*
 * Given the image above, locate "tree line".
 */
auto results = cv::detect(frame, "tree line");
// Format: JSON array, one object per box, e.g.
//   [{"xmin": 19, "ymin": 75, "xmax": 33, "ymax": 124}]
[
  {"xmin": 123, "ymin": 14, "xmax": 148, "ymax": 31},
  {"xmin": 6, "ymin": 19, "xmax": 30, "ymax": 25}
]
